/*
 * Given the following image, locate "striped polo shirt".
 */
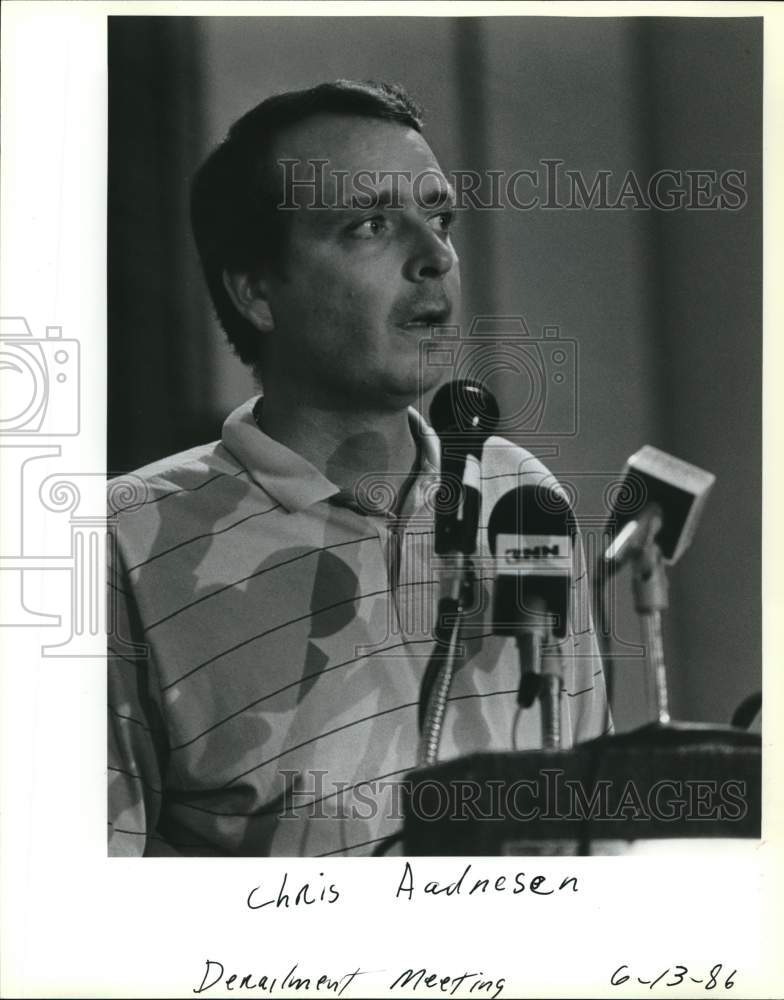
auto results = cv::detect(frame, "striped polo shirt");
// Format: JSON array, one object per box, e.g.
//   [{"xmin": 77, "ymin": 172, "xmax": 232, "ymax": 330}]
[{"xmin": 108, "ymin": 397, "xmax": 610, "ymax": 857}]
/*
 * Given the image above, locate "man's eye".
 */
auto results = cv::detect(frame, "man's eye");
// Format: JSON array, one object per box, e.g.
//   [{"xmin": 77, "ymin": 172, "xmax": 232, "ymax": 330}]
[
  {"xmin": 429, "ymin": 211, "xmax": 456, "ymax": 234},
  {"xmin": 352, "ymin": 216, "xmax": 387, "ymax": 238}
]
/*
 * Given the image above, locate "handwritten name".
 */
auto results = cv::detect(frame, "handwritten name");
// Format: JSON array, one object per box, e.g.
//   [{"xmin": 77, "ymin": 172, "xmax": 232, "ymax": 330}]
[
  {"xmin": 243, "ymin": 864, "xmax": 579, "ymax": 912},
  {"xmin": 394, "ymin": 862, "xmax": 579, "ymax": 900},
  {"xmin": 246, "ymin": 872, "xmax": 340, "ymax": 911}
]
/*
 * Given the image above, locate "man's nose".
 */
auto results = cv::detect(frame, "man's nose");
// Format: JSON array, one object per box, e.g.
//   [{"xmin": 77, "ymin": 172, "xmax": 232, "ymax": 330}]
[{"xmin": 404, "ymin": 226, "xmax": 458, "ymax": 282}]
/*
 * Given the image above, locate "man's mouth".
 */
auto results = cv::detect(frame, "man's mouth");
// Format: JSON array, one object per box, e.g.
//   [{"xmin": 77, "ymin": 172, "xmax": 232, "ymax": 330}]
[{"xmin": 400, "ymin": 306, "xmax": 452, "ymax": 329}]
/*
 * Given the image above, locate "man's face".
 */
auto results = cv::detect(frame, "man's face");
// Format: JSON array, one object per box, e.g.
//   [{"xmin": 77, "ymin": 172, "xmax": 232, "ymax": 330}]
[{"xmin": 260, "ymin": 114, "xmax": 460, "ymax": 409}]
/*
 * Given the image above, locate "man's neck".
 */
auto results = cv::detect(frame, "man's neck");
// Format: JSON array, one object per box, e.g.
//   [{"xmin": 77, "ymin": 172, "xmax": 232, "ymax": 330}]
[{"xmin": 257, "ymin": 391, "xmax": 419, "ymax": 507}]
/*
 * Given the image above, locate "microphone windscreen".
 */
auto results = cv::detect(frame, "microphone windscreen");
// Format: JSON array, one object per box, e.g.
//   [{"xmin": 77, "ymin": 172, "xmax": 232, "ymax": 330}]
[
  {"xmin": 488, "ymin": 482, "xmax": 574, "ymax": 553},
  {"xmin": 487, "ymin": 484, "xmax": 574, "ymax": 638},
  {"xmin": 429, "ymin": 378, "xmax": 500, "ymax": 443},
  {"xmin": 605, "ymin": 446, "xmax": 715, "ymax": 565},
  {"xmin": 429, "ymin": 379, "xmax": 500, "ymax": 555}
]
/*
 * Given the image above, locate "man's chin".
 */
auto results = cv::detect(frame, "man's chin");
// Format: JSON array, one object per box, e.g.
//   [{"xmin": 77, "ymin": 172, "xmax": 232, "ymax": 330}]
[
  {"xmin": 388, "ymin": 329, "xmax": 454, "ymax": 398},
  {"xmin": 415, "ymin": 363, "xmax": 450, "ymax": 400},
  {"xmin": 370, "ymin": 364, "xmax": 439, "ymax": 412}
]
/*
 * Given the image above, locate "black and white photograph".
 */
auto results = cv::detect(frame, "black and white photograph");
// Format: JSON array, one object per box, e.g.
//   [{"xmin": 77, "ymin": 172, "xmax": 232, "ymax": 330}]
[{"xmin": 107, "ymin": 13, "xmax": 762, "ymax": 859}]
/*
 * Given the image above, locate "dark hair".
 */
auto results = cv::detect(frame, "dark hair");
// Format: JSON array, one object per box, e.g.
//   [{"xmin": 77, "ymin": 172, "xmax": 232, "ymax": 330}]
[{"xmin": 190, "ymin": 79, "xmax": 425, "ymax": 369}]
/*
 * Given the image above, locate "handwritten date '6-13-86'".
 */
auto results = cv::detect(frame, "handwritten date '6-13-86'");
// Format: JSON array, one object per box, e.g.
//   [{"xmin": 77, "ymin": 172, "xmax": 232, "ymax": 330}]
[{"xmin": 611, "ymin": 964, "xmax": 737, "ymax": 990}]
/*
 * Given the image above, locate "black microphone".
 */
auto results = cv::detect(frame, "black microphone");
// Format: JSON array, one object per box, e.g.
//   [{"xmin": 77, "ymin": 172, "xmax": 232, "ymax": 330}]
[
  {"xmin": 417, "ymin": 380, "xmax": 499, "ymax": 752},
  {"xmin": 488, "ymin": 484, "xmax": 574, "ymax": 730},
  {"xmin": 487, "ymin": 483, "xmax": 574, "ymax": 638},
  {"xmin": 429, "ymin": 379, "xmax": 500, "ymax": 555}
]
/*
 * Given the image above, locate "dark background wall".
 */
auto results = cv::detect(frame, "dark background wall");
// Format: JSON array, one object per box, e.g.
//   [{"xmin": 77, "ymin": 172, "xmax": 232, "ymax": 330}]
[{"xmin": 108, "ymin": 15, "xmax": 761, "ymax": 732}]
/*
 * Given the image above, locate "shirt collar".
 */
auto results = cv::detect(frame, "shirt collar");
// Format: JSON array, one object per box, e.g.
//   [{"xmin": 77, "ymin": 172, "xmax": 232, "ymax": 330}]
[{"xmin": 221, "ymin": 396, "xmax": 440, "ymax": 514}]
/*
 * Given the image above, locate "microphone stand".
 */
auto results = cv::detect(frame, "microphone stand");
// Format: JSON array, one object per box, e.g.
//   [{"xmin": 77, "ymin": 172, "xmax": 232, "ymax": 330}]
[
  {"xmin": 514, "ymin": 603, "xmax": 562, "ymax": 751},
  {"xmin": 539, "ymin": 661, "xmax": 562, "ymax": 750},
  {"xmin": 630, "ymin": 512, "xmax": 671, "ymax": 726},
  {"xmin": 417, "ymin": 554, "xmax": 476, "ymax": 767}
]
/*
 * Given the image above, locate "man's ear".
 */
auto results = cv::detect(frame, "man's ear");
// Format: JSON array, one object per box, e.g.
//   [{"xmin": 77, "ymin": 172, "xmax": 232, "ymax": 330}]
[{"xmin": 222, "ymin": 270, "xmax": 274, "ymax": 333}]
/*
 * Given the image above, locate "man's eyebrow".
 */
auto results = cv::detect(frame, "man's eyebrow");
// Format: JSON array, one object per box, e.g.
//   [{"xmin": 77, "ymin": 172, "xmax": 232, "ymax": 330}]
[
  {"xmin": 356, "ymin": 189, "xmax": 399, "ymax": 210},
  {"xmin": 345, "ymin": 182, "xmax": 456, "ymax": 211},
  {"xmin": 416, "ymin": 182, "xmax": 456, "ymax": 209}
]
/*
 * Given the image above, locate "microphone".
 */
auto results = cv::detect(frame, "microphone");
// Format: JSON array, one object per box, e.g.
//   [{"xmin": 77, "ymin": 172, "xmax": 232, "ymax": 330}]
[
  {"xmin": 488, "ymin": 484, "xmax": 574, "ymax": 743},
  {"xmin": 417, "ymin": 380, "xmax": 499, "ymax": 765},
  {"xmin": 603, "ymin": 445, "xmax": 716, "ymax": 570},
  {"xmin": 429, "ymin": 378, "xmax": 500, "ymax": 555},
  {"xmin": 600, "ymin": 446, "xmax": 716, "ymax": 726},
  {"xmin": 487, "ymin": 483, "xmax": 574, "ymax": 639}
]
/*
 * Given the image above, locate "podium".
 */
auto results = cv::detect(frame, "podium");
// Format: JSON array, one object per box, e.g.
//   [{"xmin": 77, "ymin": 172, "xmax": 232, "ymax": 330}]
[{"xmin": 403, "ymin": 724, "xmax": 761, "ymax": 855}]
